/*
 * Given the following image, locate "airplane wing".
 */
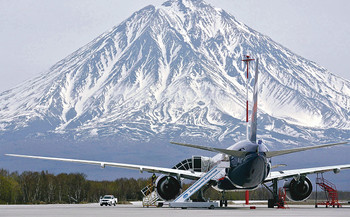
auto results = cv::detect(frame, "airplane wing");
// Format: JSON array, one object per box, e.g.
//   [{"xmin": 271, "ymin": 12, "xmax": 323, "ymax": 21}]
[
  {"xmin": 264, "ymin": 164, "xmax": 350, "ymax": 182},
  {"xmin": 5, "ymin": 154, "xmax": 203, "ymax": 180},
  {"xmin": 265, "ymin": 142, "xmax": 348, "ymax": 158}
]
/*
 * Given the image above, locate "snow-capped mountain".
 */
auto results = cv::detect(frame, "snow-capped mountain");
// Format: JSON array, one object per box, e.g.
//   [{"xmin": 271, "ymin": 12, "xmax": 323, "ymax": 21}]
[{"xmin": 1, "ymin": 0, "xmax": 350, "ymax": 147}]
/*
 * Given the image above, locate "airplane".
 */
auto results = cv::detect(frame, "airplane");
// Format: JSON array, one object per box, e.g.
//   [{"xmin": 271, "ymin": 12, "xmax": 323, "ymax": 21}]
[{"xmin": 5, "ymin": 58, "xmax": 349, "ymax": 208}]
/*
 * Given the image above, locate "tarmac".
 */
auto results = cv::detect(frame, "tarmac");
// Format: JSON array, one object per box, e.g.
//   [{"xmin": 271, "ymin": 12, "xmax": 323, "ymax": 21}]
[{"xmin": 0, "ymin": 202, "xmax": 349, "ymax": 217}]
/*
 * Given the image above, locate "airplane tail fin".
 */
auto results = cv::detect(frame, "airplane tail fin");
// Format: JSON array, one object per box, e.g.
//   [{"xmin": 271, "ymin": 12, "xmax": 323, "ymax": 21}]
[{"xmin": 249, "ymin": 58, "xmax": 259, "ymax": 143}]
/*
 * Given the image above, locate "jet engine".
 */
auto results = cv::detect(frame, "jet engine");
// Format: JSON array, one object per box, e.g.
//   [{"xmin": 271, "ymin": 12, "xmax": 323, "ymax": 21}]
[
  {"xmin": 283, "ymin": 176, "xmax": 313, "ymax": 201},
  {"xmin": 155, "ymin": 175, "xmax": 181, "ymax": 201}
]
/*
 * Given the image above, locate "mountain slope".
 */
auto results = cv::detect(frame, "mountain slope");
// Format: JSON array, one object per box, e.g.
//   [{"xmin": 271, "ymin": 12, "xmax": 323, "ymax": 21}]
[{"xmin": 0, "ymin": 0, "xmax": 349, "ymax": 146}]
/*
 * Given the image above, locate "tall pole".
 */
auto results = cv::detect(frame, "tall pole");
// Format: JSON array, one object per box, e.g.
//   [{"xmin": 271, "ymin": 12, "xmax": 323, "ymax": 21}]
[
  {"xmin": 242, "ymin": 55, "xmax": 255, "ymax": 140},
  {"xmin": 242, "ymin": 55, "xmax": 254, "ymax": 206}
]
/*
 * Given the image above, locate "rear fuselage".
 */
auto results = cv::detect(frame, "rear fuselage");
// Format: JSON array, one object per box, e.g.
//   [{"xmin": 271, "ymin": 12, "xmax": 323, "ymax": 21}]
[{"xmin": 213, "ymin": 140, "xmax": 270, "ymax": 190}]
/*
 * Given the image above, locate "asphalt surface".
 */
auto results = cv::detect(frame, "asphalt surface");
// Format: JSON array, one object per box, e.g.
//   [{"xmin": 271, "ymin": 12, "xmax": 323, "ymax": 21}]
[{"xmin": 0, "ymin": 202, "xmax": 349, "ymax": 217}]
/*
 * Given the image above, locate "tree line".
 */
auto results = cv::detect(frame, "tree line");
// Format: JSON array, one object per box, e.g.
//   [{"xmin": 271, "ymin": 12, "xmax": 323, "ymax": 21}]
[
  {"xmin": 1, "ymin": 168, "xmax": 349, "ymax": 204},
  {"xmin": 0, "ymin": 169, "xmax": 149, "ymax": 204}
]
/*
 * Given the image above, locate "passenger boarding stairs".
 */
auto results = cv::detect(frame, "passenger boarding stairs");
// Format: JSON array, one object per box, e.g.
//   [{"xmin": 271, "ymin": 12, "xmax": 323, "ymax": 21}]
[
  {"xmin": 141, "ymin": 183, "xmax": 159, "ymax": 207},
  {"xmin": 173, "ymin": 161, "xmax": 229, "ymax": 203},
  {"xmin": 141, "ymin": 156, "xmax": 211, "ymax": 206},
  {"xmin": 315, "ymin": 174, "xmax": 341, "ymax": 208}
]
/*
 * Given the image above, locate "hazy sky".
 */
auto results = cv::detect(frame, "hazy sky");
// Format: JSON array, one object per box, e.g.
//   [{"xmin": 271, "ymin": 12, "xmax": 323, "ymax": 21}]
[{"xmin": 0, "ymin": 0, "xmax": 349, "ymax": 92}]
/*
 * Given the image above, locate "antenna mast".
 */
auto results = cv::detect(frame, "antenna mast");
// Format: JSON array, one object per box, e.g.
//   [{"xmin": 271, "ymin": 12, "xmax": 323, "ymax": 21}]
[{"xmin": 242, "ymin": 55, "xmax": 255, "ymax": 140}]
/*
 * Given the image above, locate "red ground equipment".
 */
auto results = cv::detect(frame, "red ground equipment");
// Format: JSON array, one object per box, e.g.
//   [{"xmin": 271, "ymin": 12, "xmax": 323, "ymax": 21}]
[
  {"xmin": 277, "ymin": 187, "xmax": 288, "ymax": 209},
  {"xmin": 315, "ymin": 173, "xmax": 341, "ymax": 208}
]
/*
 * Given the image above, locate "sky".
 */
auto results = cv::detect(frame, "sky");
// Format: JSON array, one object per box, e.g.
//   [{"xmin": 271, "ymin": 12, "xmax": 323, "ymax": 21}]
[{"xmin": 0, "ymin": 0, "xmax": 349, "ymax": 93}]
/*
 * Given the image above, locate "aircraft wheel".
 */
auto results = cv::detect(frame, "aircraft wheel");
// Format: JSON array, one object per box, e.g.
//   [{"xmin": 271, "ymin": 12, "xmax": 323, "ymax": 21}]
[{"xmin": 225, "ymin": 200, "xmax": 228, "ymax": 207}]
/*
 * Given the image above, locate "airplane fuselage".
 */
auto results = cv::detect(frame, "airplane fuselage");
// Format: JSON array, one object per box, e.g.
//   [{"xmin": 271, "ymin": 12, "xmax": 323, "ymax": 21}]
[{"xmin": 212, "ymin": 140, "xmax": 270, "ymax": 191}]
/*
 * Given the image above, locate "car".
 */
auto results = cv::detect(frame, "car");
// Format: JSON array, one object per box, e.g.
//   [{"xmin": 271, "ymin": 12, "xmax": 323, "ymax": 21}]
[{"xmin": 99, "ymin": 195, "xmax": 117, "ymax": 206}]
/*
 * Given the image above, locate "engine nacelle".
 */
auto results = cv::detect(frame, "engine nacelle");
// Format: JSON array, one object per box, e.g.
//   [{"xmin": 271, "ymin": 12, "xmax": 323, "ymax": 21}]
[
  {"xmin": 283, "ymin": 176, "xmax": 313, "ymax": 201},
  {"xmin": 155, "ymin": 175, "xmax": 181, "ymax": 201}
]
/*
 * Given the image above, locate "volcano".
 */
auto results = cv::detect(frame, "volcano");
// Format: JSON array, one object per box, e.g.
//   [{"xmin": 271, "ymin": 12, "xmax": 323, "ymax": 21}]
[{"xmin": 1, "ymin": 0, "xmax": 350, "ymax": 186}]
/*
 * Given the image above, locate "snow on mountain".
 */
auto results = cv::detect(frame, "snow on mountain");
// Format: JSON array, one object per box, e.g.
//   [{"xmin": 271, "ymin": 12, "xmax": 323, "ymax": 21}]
[{"xmin": 0, "ymin": 0, "xmax": 350, "ymax": 147}]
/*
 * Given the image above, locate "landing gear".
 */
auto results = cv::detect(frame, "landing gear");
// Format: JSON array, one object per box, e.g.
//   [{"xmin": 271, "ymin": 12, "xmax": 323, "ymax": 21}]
[
  {"xmin": 264, "ymin": 179, "xmax": 279, "ymax": 208},
  {"xmin": 219, "ymin": 190, "xmax": 228, "ymax": 207},
  {"xmin": 219, "ymin": 200, "xmax": 228, "ymax": 207},
  {"xmin": 268, "ymin": 199, "xmax": 275, "ymax": 208}
]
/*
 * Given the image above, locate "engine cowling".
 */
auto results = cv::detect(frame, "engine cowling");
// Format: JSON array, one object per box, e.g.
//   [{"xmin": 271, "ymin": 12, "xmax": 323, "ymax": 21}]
[
  {"xmin": 283, "ymin": 176, "xmax": 313, "ymax": 201},
  {"xmin": 155, "ymin": 175, "xmax": 181, "ymax": 201}
]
